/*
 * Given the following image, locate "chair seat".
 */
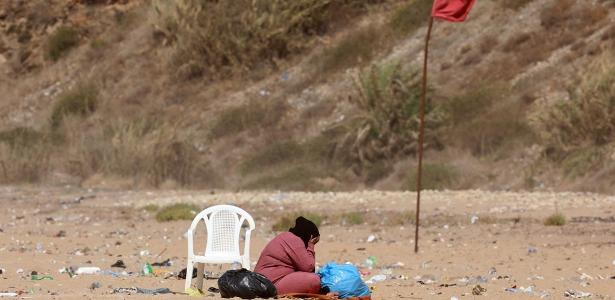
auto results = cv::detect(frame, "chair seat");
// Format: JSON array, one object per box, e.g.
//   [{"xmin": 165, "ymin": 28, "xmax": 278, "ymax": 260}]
[{"xmin": 193, "ymin": 253, "xmax": 243, "ymax": 264}]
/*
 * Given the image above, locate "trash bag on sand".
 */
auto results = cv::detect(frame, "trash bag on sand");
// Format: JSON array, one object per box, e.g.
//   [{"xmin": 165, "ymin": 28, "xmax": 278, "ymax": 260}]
[
  {"xmin": 218, "ymin": 268, "xmax": 277, "ymax": 299},
  {"xmin": 318, "ymin": 263, "xmax": 370, "ymax": 299}
]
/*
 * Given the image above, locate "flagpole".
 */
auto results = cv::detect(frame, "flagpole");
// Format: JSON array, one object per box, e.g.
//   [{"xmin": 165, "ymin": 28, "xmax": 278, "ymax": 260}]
[{"xmin": 414, "ymin": 16, "xmax": 434, "ymax": 254}]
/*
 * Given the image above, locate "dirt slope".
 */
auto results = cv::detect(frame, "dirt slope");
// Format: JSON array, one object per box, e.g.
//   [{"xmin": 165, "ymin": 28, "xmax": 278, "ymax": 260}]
[{"xmin": 1, "ymin": 0, "xmax": 615, "ymax": 192}]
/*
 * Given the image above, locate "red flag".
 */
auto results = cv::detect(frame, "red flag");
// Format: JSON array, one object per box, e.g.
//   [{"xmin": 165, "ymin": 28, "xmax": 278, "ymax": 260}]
[{"xmin": 431, "ymin": 0, "xmax": 477, "ymax": 22}]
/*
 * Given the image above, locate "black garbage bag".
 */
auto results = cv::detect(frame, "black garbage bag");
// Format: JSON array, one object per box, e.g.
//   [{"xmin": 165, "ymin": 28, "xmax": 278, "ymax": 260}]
[{"xmin": 218, "ymin": 268, "xmax": 277, "ymax": 299}]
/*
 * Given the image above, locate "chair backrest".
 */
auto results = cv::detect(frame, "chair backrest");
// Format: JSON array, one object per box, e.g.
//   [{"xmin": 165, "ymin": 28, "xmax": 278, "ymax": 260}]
[{"xmin": 189, "ymin": 205, "xmax": 255, "ymax": 257}]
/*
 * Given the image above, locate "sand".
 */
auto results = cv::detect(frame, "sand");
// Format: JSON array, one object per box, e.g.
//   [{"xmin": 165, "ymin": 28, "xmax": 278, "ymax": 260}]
[{"xmin": 1, "ymin": 187, "xmax": 614, "ymax": 299}]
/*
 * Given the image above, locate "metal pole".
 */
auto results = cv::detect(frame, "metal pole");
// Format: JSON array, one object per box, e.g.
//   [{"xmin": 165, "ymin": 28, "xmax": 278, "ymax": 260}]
[{"xmin": 415, "ymin": 17, "xmax": 434, "ymax": 254}]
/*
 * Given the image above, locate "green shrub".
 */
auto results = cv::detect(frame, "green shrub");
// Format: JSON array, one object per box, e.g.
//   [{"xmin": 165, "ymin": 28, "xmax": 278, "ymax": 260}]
[
  {"xmin": 50, "ymin": 84, "xmax": 98, "ymax": 129},
  {"xmin": 155, "ymin": 203, "xmax": 200, "ymax": 222},
  {"xmin": 346, "ymin": 62, "xmax": 443, "ymax": 165},
  {"xmin": 47, "ymin": 26, "xmax": 80, "ymax": 61},
  {"xmin": 272, "ymin": 212, "xmax": 325, "ymax": 232},
  {"xmin": 406, "ymin": 163, "xmax": 457, "ymax": 191},
  {"xmin": 544, "ymin": 213, "xmax": 566, "ymax": 226}
]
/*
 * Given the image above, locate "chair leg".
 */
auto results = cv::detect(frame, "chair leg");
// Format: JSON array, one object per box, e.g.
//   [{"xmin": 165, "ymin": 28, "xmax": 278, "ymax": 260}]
[
  {"xmin": 184, "ymin": 260, "xmax": 194, "ymax": 291},
  {"xmin": 195, "ymin": 262, "xmax": 205, "ymax": 291}
]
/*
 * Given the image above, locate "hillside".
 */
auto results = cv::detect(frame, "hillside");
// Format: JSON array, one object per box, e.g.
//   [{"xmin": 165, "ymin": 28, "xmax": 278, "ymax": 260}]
[{"xmin": 0, "ymin": 0, "xmax": 614, "ymax": 192}]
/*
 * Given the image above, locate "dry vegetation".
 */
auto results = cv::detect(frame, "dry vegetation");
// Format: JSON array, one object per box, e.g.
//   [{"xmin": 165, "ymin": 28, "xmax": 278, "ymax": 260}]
[{"xmin": 1, "ymin": 0, "xmax": 614, "ymax": 191}]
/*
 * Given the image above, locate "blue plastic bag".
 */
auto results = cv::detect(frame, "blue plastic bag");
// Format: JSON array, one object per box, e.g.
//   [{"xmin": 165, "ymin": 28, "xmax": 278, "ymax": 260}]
[{"xmin": 318, "ymin": 262, "xmax": 370, "ymax": 298}]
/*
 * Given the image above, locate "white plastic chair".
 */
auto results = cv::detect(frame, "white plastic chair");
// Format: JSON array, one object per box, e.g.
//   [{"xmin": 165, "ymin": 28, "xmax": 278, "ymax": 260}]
[{"xmin": 184, "ymin": 204, "xmax": 255, "ymax": 291}]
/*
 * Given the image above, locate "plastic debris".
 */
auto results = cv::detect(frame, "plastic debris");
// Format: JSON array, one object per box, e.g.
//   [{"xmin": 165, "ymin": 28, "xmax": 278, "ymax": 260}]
[
  {"xmin": 472, "ymin": 285, "xmax": 486, "ymax": 295},
  {"xmin": 364, "ymin": 256, "xmax": 377, "ymax": 269},
  {"xmin": 111, "ymin": 260, "xmax": 126, "ymax": 268},
  {"xmin": 612, "ymin": 259, "xmax": 615, "ymax": 266},
  {"xmin": 505, "ymin": 285, "xmax": 549, "ymax": 298},
  {"xmin": 74, "ymin": 267, "xmax": 101, "ymax": 275},
  {"xmin": 186, "ymin": 288, "xmax": 204, "ymax": 297},
  {"xmin": 564, "ymin": 289, "xmax": 592, "ymax": 298},
  {"xmin": 55, "ymin": 230, "xmax": 66, "ymax": 238},
  {"xmin": 415, "ymin": 274, "xmax": 437, "ymax": 285},
  {"xmin": 112, "ymin": 287, "xmax": 171, "ymax": 295},
  {"xmin": 151, "ymin": 259, "xmax": 172, "ymax": 267},
  {"xmin": 528, "ymin": 246, "xmax": 538, "ymax": 254},
  {"xmin": 0, "ymin": 268, "xmax": 4, "ymax": 275},
  {"xmin": 139, "ymin": 250, "xmax": 150, "ymax": 256},
  {"xmin": 31, "ymin": 274, "xmax": 53, "ymax": 280},
  {"xmin": 365, "ymin": 274, "xmax": 387, "ymax": 284},
  {"xmin": 470, "ymin": 215, "xmax": 479, "ymax": 224},
  {"xmin": 367, "ymin": 235, "xmax": 377, "ymax": 243},
  {"xmin": 16, "ymin": 269, "xmax": 23, "ymax": 274},
  {"xmin": 451, "ymin": 297, "xmax": 459, "ymax": 300},
  {"xmin": 142, "ymin": 263, "xmax": 153, "ymax": 275},
  {"xmin": 89, "ymin": 282, "xmax": 101, "ymax": 290},
  {"xmin": 0, "ymin": 292, "xmax": 18, "ymax": 297}
]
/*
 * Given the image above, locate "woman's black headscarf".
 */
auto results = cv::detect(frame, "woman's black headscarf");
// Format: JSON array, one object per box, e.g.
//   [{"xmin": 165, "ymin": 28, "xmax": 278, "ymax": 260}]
[{"xmin": 289, "ymin": 216, "xmax": 320, "ymax": 248}]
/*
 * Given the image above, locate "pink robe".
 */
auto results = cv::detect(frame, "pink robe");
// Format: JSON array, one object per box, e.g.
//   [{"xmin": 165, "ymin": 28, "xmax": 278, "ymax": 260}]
[{"xmin": 254, "ymin": 232, "xmax": 321, "ymax": 294}]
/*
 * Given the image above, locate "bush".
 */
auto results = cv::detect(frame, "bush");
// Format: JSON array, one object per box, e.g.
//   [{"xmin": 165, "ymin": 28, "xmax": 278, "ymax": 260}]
[
  {"xmin": 47, "ymin": 26, "xmax": 80, "ymax": 61},
  {"xmin": 339, "ymin": 212, "xmax": 364, "ymax": 226},
  {"xmin": 50, "ymin": 83, "xmax": 98, "ymax": 129},
  {"xmin": 0, "ymin": 128, "xmax": 50, "ymax": 183},
  {"xmin": 346, "ymin": 62, "xmax": 443, "ymax": 166},
  {"xmin": 155, "ymin": 0, "xmax": 351, "ymax": 78},
  {"xmin": 539, "ymin": 54, "xmax": 615, "ymax": 151},
  {"xmin": 315, "ymin": 25, "xmax": 382, "ymax": 75},
  {"xmin": 272, "ymin": 212, "xmax": 325, "ymax": 232},
  {"xmin": 544, "ymin": 213, "xmax": 566, "ymax": 226},
  {"xmin": 155, "ymin": 203, "xmax": 200, "ymax": 222},
  {"xmin": 0, "ymin": 127, "xmax": 43, "ymax": 149},
  {"xmin": 406, "ymin": 163, "xmax": 457, "ymax": 191}
]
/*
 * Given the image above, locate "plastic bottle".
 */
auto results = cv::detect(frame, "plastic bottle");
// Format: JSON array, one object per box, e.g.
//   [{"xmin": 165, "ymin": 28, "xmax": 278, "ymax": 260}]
[
  {"xmin": 230, "ymin": 261, "xmax": 242, "ymax": 270},
  {"xmin": 142, "ymin": 263, "xmax": 153, "ymax": 275},
  {"xmin": 74, "ymin": 267, "xmax": 101, "ymax": 275}
]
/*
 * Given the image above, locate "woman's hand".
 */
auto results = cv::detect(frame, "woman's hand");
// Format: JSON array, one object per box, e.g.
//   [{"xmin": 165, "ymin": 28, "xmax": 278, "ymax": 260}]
[{"xmin": 309, "ymin": 235, "xmax": 320, "ymax": 245}]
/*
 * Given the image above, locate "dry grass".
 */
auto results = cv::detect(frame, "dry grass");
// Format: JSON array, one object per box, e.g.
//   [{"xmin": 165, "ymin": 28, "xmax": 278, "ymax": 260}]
[
  {"xmin": 0, "ymin": 128, "xmax": 50, "ymax": 183},
  {"xmin": 272, "ymin": 212, "xmax": 326, "ymax": 232},
  {"xmin": 155, "ymin": 203, "xmax": 200, "ymax": 222},
  {"xmin": 388, "ymin": 0, "xmax": 432, "ymax": 37},
  {"xmin": 46, "ymin": 26, "xmax": 80, "ymax": 61},
  {"xmin": 50, "ymin": 83, "xmax": 98, "ymax": 129},
  {"xmin": 544, "ymin": 212, "xmax": 566, "ymax": 226},
  {"xmin": 539, "ymin": 54, "xmax": 615, "ymax": 151},
  {"xmin": 405, "ymin": 163, "xmax": 458, "ymax": 191},
  {"xmin": 209, "ymin": 100, "xmax": 287, "ymax": 140}
]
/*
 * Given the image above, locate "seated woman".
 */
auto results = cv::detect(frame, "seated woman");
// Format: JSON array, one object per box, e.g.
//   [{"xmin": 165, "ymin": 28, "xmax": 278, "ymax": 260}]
[{"xmin": 255, "ymin": 216, "xmax": 323, "ymax": 295}]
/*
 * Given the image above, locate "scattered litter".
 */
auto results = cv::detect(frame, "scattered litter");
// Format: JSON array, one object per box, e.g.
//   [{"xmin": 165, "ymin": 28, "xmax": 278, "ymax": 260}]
[
  {"xmin": 472, "ymin": 285, "xmax": 486, "ymax": 295},
  {"xmin": 0, "ymin": 292, "xmax": 18, "ymax": 297},
  {"xmin": 0, "ymin": 268, "xmax": 4, "ymax": 275},
  {"xmin": 259, "ymin": 89, "xmax": 270, "ymax": 97},
  {"xmin": 112, "ymin": 287, "xmax": 171, "ymax": 295},
  {"xmin": 139, "ymin": 250, "xmax": 150, "ymax": 256},
  {"xmin": 364, "ymin": 256, "xmax": 377, "ymax": 269},
  {"xmin": 451, "ymin": 297, "xmax": 459, "ymax": 300},
  {"xmin": 415, "ymin": 274, "xmax": 437, "ymax": 285},
  {"xmin": 142, "ymin": 263, "xmax": 153, "ymax": 275},
  {"xmin": 89, "ymin": 282, "xmax": 101, "ymax": 290},
  {"xmin": 505, "ymin": 285, "xmax": 549, "ymax": 298},
  {"xmin": 564, "ymin": 289, "xmax": 592, "ymax": 298},
  {"xmin": 528, "ymin": 246, "xmax": 538, "ymax": 254},
  {"xmin": 186, "ymin": 288, "xmax": 204, "ymax": 297},
  {"xmin": 365, "ymin": 274, "xmax": 387, "ymax": 284},
  {"xmin": 35, "ymin": 243, "xmax": 44, "ymax": 253},
  {"xmin": 612, "ymin": 259, "xmax": 615, "ymax": 266},
  {"xmin": 55, "ymin": 230, "xmax": 66, "ymax": 238},
  {"xmin": 111, "ymin": 260, "xmax": 126, "ymax": 268},
  {"xmin": 151, "ymin": 259, "xmax": 173, "ymax": 267},
  {"xmin": 367, "ymin": 235, "xmax": 377, "ymax": 243},
  {"xmin": 31, "ymin": 274, "xmax": 53, "ymax": 280},
  {"xmin": 439, "ymin": 283, "xmax": 457, "ymax": 288},
  {"xmin": 16, "ymin": 269, "xmax": 23, "ymax": 274},
  {"xmin": 470, "ymin": 215, "xmax": 479, "ymax": 224},
  {"xmin": 74, "ymin": 267, "xmax": 101, "ymax": 275}
]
